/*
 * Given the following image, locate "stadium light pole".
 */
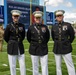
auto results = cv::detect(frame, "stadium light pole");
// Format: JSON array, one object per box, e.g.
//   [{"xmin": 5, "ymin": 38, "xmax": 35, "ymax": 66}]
[
  {"xmin": 44, "ymin": 0, "xmax": 49, "ymax": 24},
  {"xmin": 44, "ymin": 0, "xmax": 49, "ymax": 6},
  {"xmin": 30, "ymin": 0, "xmax": 32, "ymax": 25}
]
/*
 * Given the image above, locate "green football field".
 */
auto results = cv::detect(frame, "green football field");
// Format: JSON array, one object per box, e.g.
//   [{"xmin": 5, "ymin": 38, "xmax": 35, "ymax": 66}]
[{"xmin": 0, "ymin": 38, "xmax": 76, "ymax": 75}]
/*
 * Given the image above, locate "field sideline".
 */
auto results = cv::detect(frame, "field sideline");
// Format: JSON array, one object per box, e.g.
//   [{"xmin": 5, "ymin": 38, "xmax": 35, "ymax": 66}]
[{"xmin": 0, "ymin": 38, "xmax": 76, "ymax": 75}]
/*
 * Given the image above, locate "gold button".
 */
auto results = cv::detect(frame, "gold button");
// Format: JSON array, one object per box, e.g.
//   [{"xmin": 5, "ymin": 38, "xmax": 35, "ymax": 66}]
[
  {"xmin": 38, "ymin": 26, "xmax": 39, "ymax": 28},
  {"xmin": 38, "ymin": 34, "xmax": 40, "ymax": 35},
  {"xmin": 39, "ymin": 40, "xmax": 42, "ymax": 43},
  {"xmin": 38, "ymin": 37, "xmax": 40, "ymax": 39}
]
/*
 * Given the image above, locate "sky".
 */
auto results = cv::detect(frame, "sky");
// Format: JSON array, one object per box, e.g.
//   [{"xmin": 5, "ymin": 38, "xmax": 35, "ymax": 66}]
[
  {"xmin": 40, "ymin": 0, "xmax": 76, "ymax": 23},
  {"xmin": 0, "ymin": 0, "xmax": 76, "ymax": 23},
  {"xmin": 0, "ymin": 0, "xmax": 4, "ymax": 5}
]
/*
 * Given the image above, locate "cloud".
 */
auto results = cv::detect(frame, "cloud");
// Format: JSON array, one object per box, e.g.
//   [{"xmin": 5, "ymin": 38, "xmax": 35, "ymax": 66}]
[
  {"xmin": 72, "ymin": 9, "xmax": 76, "ymax": 12},
  {"xmin": 64, "ymin": 2, "xmax": 72, "ymax": 7},
  {"xmin": 45, "ymin": 0, "xmax": 73, "ymax": 7},
  {"xmin": 64, "ymin": 12, "xmax": 76, "ymax": 23},
  {"xmin": 46, "ymin": 0, "xmax": 63, "ymax": 7}
]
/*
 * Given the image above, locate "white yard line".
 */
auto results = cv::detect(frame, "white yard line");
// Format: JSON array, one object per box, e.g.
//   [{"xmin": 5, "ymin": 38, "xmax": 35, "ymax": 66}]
[
  {"xmin": 2, "ymin": 48, "xmax": 76, "ymax": 58},
  {"xmin": 1, "ymin": 55, "xmax": 76, "ymax": 75},
  {"xmin": 2, "ymin": 64, "xmax": 8, "ymax": 67},
  {"xmin": 16, "ymin": 68, "xmax": 41, "ymax": 75},
  {"xmin": 48, "ymin": 51, "xmax": 76, "ymax": 58},
  {"xmin": 72, "ymin": 55, "xmax": 76, "ymax": 58},
  {"xmin": 25, "ymin": 50, "xmax": 76, "ymax": 58},
  {"xmin": 24, "ymin": 40, "xmax": 76, "ymax": 44},
  {"xmin": 2, "ymin": 64, "xmax": 41, "ymax": 75},
  {"xmin": 48, "ymin": 41, "xmax": 54, "ymax": 43}
]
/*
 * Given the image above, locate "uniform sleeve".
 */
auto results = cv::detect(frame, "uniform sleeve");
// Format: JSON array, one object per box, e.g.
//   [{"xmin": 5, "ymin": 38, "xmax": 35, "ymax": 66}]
[
  {"xmin": 46, "ymin": 26, "xmax": 50, "ymax": 43},
  {"xmin": 68, "ymin": 24, "xmax": 75, "ymax": 43},
  {"xmin": 51, "ymin": 26, "xmax": 54, "ymax": 41},
  {"xmin": 4, "ymin": 25, "xmax": 10, "ymax": 43},
  {"xmin": 27, "ymin": 27, "xmax": 31, "ymax": 43}
]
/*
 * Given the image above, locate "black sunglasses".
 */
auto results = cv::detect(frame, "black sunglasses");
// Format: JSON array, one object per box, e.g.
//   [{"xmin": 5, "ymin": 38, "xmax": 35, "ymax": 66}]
[
  {"xmin": 56, "ymin": 15, "xmax": 63, "ymax": 17},
  {"xmin": 13, "ymin": 15, "xmax": 19, "ymax": 17},
  {"xmin": 35, "ymin": 17, "xmax": 41, "ymax": 19}
]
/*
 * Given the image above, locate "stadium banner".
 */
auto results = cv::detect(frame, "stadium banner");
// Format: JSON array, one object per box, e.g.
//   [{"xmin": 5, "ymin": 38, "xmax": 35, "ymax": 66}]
[
  {"xmin": 46, "ymin": 12, "xmax": 55, "ymax": 25},
  {"xmin": 7, "ymin": 0, "xmax": 39, "ymax": 5},
  {"xmin": 0, "ymin": 6, "xmax": 4, "ymax": 24},
  {"xmin": 7, "ymin": 0, "xmax": 43, "ymax": 29}
]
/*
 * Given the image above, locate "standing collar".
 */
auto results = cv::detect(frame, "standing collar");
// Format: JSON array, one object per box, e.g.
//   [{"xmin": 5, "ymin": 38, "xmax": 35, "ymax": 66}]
[
  {"xmin": 35, "ymin": 23, "xmax": 42, "ymax": 26},
  {"xmin": 55, "ymin": 21, "xmax": 64, "ymax": 25},
  {"xmin": 12, "ymin": 22, "xmax": 19, "ymax": 25}
]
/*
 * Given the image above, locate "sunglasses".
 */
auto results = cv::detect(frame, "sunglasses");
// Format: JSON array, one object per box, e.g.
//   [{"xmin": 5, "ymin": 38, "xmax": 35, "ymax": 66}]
[
  {"xmin": 35, "ymin": 17, "xmax": 41, "ymax": 19},
  {"xmin": 13, "ymin": 15, "xmax": 19, "ymax": 17},
  {"xmin": 56, "ymin": 15, "xmax": 63, "ymax": 17}
]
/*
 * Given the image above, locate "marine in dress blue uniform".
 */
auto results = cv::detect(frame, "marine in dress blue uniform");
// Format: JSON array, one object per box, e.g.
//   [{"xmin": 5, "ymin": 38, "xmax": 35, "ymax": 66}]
[
  {"xmin": 27, "ymin": 10, "xmax": 50, "ymax": 75},
  {"xmin": 51, "ymin": 10, "xmax": 75, "ymax": 75},
  {"xmin": 4, "ymin": 10, "xmax": 26, "ymax": 75}
]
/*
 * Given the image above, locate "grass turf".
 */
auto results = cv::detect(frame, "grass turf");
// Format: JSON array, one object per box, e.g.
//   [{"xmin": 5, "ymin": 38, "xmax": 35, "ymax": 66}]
[{"xmin": 0, "ymin": 38, "xmax": 76, "ymax": 75}]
